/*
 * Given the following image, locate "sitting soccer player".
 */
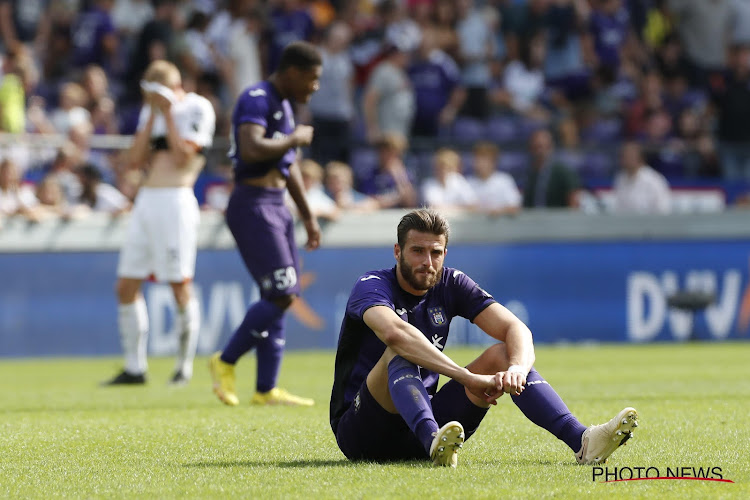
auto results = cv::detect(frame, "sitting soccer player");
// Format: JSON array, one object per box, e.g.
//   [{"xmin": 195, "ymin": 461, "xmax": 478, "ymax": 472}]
[{"xmin": 329, "ymin": 209, "xmax": 638, "ymax": 467}]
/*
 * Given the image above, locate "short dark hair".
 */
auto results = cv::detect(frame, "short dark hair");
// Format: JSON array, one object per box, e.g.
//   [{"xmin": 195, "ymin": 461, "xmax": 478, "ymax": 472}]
[
  {"xmin": 278, "ymin": 41, "xmax": 322, "ymax": 72},
  {"xmin": 397, "ymin": 209, "xmax": 450, "ymax": 248}
]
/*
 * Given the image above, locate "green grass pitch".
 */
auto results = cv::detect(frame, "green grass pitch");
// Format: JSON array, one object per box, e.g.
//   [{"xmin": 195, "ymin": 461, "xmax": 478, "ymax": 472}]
[{"xmin": 1, "ymin": 342, "xmax": 748, "ymax": 499}]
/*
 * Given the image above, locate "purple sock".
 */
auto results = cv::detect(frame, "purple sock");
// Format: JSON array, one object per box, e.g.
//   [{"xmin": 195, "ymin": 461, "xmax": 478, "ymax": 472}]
[
  {"xmin": 220, "ymin": 299, "xmax": 284, "ymax": 364},
  {"xmin": 387, "ymin": 356, "xmax": 439, "ymax": 455},
  {"xmin": 255, "ymin": 316, "xmax": 284, "ymax": 393},
  {"xmin": 511, "ymin": 368, "xmax": 587, "ymax": 452}
]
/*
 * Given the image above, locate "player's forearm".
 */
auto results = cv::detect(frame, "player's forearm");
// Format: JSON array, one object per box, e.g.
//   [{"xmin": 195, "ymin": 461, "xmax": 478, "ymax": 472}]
[
  {"xmin": 384, "ymin": 323, "xmax": 472, "ymax": 385},
  {"xmin": 128, "ymin": 129, "xmax": 153, "ymax": 167},
  {"xmin": 128, "ymin": 112, "xmax": 156, "ymax": 166},
  {"xmin": 163, "ymin": 113, "xmax": 193, "ymax": 166},
  {"xmin": 240, "ymin": 135, "xmax": 298, "ymax": 163},
  {"xmin": 287, "ymin": 161, "xmax": 314, "ymax": 221},
  {"xmin": 503, "ymin": 323, "xmax": 535, "ymax": 373}
]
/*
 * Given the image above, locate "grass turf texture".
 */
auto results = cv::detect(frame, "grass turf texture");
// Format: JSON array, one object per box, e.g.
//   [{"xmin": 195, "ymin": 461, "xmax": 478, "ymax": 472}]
[{"xmin": 1, "ymin": 343, "xmax": 748, "ymax": 499}]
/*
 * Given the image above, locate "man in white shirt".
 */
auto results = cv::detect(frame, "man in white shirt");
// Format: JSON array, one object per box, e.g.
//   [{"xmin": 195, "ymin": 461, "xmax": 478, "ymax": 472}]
[
  {"xmin": 613, "ymin": 141, "xmax": 671, "ymax": 214},
  {"xmin": 421, "ymin": 147, "xmax": 477, "ymax": 211},
  {"xmin": 467, "ymin": 142, "xmax": 521, "ymax": 216}
]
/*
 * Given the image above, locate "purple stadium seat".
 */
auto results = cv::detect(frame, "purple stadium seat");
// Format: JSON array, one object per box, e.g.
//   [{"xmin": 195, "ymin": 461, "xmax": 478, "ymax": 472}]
[
  {"xmin": 581, "ymin": 118, "xmax": 623, "ymax": 144},
  {"xmin": 582, "ymin": 151, "xmax": 615, "ymax": 178},
  {"xmin": 557, "ymin": 150, "xmax": 585, "ymax": 173},
  {"xmin": 486, "ymin": 115, "xmax": 519, "ymax": 143},
  {"xmin": 350, "ymin": 147, "xmax": 379, "ymax": 180},
  {"xmin": 451, "ymin": 117, "xmax": 486, "ymax": 142},
  {"xmin": 518, "ymin": 117, "xmax": 547, "ymax": 141},
  {"xmin": 497, "ymin": 151, "xmax": 529, "ymax": 177}
]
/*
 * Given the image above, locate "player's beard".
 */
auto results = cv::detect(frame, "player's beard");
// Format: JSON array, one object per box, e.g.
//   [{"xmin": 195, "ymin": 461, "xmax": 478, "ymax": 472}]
[{"xmin": 399, "ymin": 254, "xmax": 441, "ymax": 292}]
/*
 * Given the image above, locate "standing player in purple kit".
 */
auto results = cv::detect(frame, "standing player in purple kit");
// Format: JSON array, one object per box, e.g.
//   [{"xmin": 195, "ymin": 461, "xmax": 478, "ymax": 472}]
[
  {"xmin": 330, "ymin": 209, "xmax": 638, "ymax": 467},
  {"xmin": 209, "ymin": 42, "xmax": 323, "ymax": 407}
]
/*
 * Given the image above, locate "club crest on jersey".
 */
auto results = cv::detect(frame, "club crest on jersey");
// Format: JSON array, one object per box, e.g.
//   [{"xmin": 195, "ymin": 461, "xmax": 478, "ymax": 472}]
[{"xmin": 428, "ymin": 307, "xmax": 446, "ymax": 326}]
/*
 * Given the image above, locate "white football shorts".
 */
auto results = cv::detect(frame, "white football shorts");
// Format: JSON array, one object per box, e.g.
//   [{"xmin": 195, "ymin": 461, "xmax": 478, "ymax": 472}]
[{"xmin": 117, "ymin": 187, "xmax": 200, "ymax": 282}]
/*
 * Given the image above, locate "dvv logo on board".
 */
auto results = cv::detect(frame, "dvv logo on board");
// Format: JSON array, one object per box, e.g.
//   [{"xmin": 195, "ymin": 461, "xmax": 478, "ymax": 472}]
[{"xmin": 626, "ymin": 265, "xmax": 750, "ymax": 341}]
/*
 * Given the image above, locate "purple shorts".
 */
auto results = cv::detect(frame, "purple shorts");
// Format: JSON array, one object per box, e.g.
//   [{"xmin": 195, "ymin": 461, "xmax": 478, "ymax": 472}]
[
  {"xmin": 333, "ymin": 379, "xmax": 489, "ymax": 462},
  {"xmin": 225, "ymin": 184, "xmax": 301, "ymax": 300}
]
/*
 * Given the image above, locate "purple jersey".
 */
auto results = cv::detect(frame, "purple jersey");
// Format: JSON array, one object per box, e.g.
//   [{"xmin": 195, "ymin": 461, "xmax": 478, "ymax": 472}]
[
  {"xmin": 70, "ymin": 7, "xmax": 115, "ymax": 69},
  {"xmin": 268, "ymin": 8, "xmax": 315, "ymax": 73},
  {"xmin": 230, "ymin": 81, "xmax": 297, "ymax": 182},
  {"xmin": 588, "ymin": 8, "xmax": 629, "ymax": 68},
  {"xmin": 329, "ymin": 266, "xmax": 495, "ymax": 432},
  {"xmin": 408, "ymin": 50, "xmax": 460, "ymax": 131}
]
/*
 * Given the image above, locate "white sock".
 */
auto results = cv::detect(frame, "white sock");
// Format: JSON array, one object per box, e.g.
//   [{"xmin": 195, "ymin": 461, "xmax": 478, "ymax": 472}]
[
  {"xmin": 118, "ymin": 297, "xmax": 149, "ymax": 375},
  {"xmin": 174, "ymin": 297, "xmax": 200, "ymax": 379}
]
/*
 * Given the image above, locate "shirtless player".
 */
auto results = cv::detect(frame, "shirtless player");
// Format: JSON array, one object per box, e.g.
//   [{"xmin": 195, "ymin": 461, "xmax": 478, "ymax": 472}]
[{"xmin": 104, "ymin": 60, "xmax": 216, "ymax": 386}]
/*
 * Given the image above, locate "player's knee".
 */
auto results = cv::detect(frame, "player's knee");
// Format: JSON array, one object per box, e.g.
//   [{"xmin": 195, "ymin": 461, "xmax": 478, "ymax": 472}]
[
  {"xmin": 169, "ymin": 282, "xmax": 192, "ymax": 307},
  {"xmin": 271, "ymin": 294, "xmax": 295, "ymax": 310},
  {"xmin": 116, "ymin": 279, "xmax": 139, "ymax": 303},
  {"xmin": 468, "ymin": 343, "xmax": 509, "ymax": 374},
  {"xmin": 486, "ymin": 342, "xmax": 509, "ymax": 368}
]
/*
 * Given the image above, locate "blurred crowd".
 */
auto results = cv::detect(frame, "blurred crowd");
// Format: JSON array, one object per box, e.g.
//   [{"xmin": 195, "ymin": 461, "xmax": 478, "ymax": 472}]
[{"xmin": 3, "ymin": 0, "xmax": 750, "ymax": 227}]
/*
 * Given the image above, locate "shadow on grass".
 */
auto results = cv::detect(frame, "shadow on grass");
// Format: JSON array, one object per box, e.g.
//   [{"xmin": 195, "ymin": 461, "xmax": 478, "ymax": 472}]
[
  {"xmin": 184, "ymin": 459, "xmax": 354, "ymax": 468},
  {"xmin": 184, "ymin": 457, "xmax": 572, "ymax": 469}
]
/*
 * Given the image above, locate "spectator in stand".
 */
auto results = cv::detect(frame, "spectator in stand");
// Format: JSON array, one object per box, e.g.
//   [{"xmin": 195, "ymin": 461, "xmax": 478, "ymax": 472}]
[
  {"xmin": 625, "ymin": 70, "xmax": 664, "ymax": 138},
  {"xmin": 729, "ymin": 0, "xmax": 750, "ymax": 45},
  {"xmin": 0, "ymin": 158, "xmax": 37, "ymax": 218},
  {"xmin": 455, "ymin": 0, "xmax": 498, "ymax": 120},
  {"xmin": 362, "ymin": 33, "xmax": 416, "ymax": 144},
  {"xmin": 643, "ymin": 0, "xmax": 672, "ymax": 50},
  {"xmin": 0, "ymin": 0, "xmax": 50, "ymax": 60},
  {"xmin": 668, "ymin": 0, "xmax": 732, "ymax": 87},
  {"xmin": 27, "ymin": 142, "xmax": 83, "ymax": 205},
  {"xmin": 82, "ymin": 64, "xmax": 120, "ymax": 134},
  {"xmin": 497, "ymin": 32, "xmax": 550, "ymax": 121},
  {"xmin": 499, "ymin": 0, "xmax": 546, "ymax": 59},
  {"xmin": 296, "ymin": 158, "xmax": 339, "ymax": 222},
  {"xmin": 612, "ymin": 141, "xmax": 671, "ymax": 214},
  {"xmin": 111, "ymin": 0, "xmax": 154, "ymax": 40},
  {"xmin": 654, "ymin": 33, "xmax": 692, "ymax": 86},
  {"xmin": 345, "ymin": 0, "xmax": 391, "ymax": 88},
  {"xmin": 0, "ymin": 45, "xmax": 36, "ymax": 133},
  {"xmin": 31, "ymin": 82, "xmax": 91, "ymax": 136},
  {"xmin": 179, "ymin": 10, "xmax": 222, "ymax": 91},
  {"xmin": 359, "ymin": 132, "xmax": 417, "ymax": 209},
  {"xmin": 267, "ymin": 0, "xmax": 316, "ymax": 73},
  {"xmin": 124, "ymin": 0, "xmax": 180, "ymax": 107},
  {"xmin": 202, "ymin": 161, "xmax": 234, "ymax": 213},
  {"xmin": 432, "ymin": 0, "xmax": 459, "ymax": 59},
  {"xmin": 28, "ymin": 173, "xmax": 67, "ymax": 221},
  {"xmin": 38, "ymin": 5, "xmax": 74, "ymax": 100},
  {"xmin": 421, "ymin": 147, "xmax": 477, "ymax": 212},
  {"xmin": 309, "ymin": 20, "xmax": 356, "ymax": 165},
  {"xmin": 407, "ymin": 27, "xmax": 464, "ymax": 138},
  {"xmin": 543, "ymin": 0, "xmax": 588, "ymax": 83},
  {"xmin": 710, "ymin": 42, "xmax": 750, "ymax": 180},
  {"xmin": 324, "ymin": 160, "xmax": 378, "ymax": 212},
  {"xmin": 225, "ymin": 4, "xmax": 264, "ymax": 101},
  {"xmin": 74, "ymin": 163, "xmax": 131, "ymax": 215},
  {"xmin": 69, "ymin": 0, "xmax": 119, "ymax": 76},
  {"xmin": 467, "ymin": 141, "xmax": 521, "ymax": 216},
  {"xmin": 582, "ymin": 0, "xmax": 631, "ymax": 75},
  {"xmin": 523, "ymin": 128, "xmax": 581, "ymax": 209}
]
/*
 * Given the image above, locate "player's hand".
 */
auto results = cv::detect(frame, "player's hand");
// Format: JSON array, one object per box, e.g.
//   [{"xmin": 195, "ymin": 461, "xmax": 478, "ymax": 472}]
[
  {"xmin": 499, "ymin": 369, "xmax": 527, "ymax": 397},
  {"xmin": 303, "ymin": 216, "xmax": 321, "ymax": 250},
  {"xmin": 464, "ymin": 373, "xmax": 504, "ymax": 406},
  {"xmin": 292, "ymin": 125, "xmax": 314, "ymax": 147},
  {"xmin": 150, "ymin": 91, "xmax": 173, "ymax": 114}
]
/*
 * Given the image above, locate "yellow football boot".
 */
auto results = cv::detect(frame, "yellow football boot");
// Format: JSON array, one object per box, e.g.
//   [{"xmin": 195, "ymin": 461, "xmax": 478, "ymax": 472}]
[
  {"xmin": 250, "ymin": 387, "xmax": 314, "ymax": 406},
  {"xmin": 209, "ymin": 352, "xmax": 239, "ymax": 406}
]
